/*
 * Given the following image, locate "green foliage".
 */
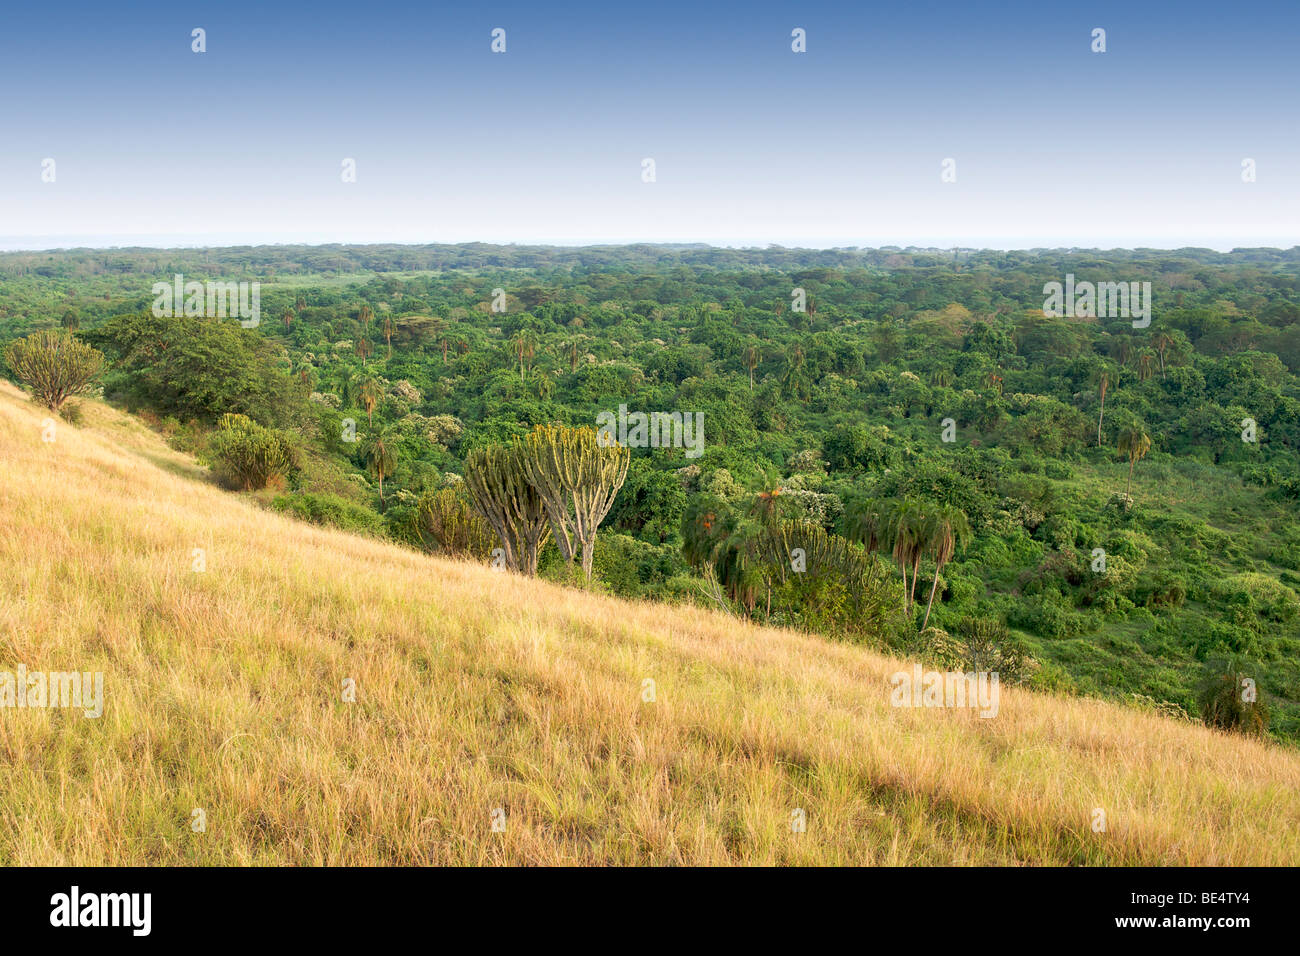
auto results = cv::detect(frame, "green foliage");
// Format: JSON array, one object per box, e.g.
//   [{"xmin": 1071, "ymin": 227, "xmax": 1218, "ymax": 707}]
[
  {"xmin": 4, "ymin": 331, "xmax": 104, "ymax": 411},
  {"xmin": 521, "ymin": 423, "xmax": 631, "ymax": 581},
  {"xmin": 463, "ymin": 443, "xmax": 551, "ymax": 576},
  {"xmin": 85, "ymin": 313, "xmax": 309, "ymax": 427},
  {"xmin": 953, "ymin": 617, "xmax": 1032, "ymax": 682},
  {"xmin": 1197, "ymin": 656, "xmax": 1270, "ymax": 736},
  {"xmin": 271, "ymin": 492, "xmax": 385, "ymax": 536},
  {"xmin": 10, "ymin": 243, "xmax": 1300, "ymax": 741},
  {"xmin": 210, "ymin": 413, "xmax": 298, "ymax": 491},
  {"xmin": 414, "ymin": 487, "xmax": 496, "ymax": 560}
]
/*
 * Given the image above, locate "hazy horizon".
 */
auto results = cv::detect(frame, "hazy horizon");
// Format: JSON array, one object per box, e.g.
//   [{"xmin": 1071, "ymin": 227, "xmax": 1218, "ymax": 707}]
[
  {"xmin": 1, "ymin": 235, "xmax": 1296, "ymax": 255},
  {"xmin": 3, "ymin": 0, "xmax": 1296, "ymax": 254}
]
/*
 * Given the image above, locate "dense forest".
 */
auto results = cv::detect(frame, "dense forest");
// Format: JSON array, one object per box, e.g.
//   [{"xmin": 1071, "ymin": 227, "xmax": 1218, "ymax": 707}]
[{"xmin": 4, "ymin": 243, "xmax": 1299, "ymax": 742}]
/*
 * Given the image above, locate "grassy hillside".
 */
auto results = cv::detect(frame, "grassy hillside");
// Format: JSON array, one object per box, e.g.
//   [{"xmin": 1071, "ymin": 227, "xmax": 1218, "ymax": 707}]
[{"xmin": 1, "ymin": 382, "xmax": 1298, "ymax": 865}]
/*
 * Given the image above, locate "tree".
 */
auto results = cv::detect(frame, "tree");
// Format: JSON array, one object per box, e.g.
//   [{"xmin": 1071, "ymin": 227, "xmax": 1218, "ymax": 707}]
[
  {"xmin": 847, "ymin": 498, "xmax": 914, "ymax": 615},
  {"xmin": 383, "ymin": 315, "xmax": 395, "ymax": 359},
  {"xmin": 4, "ymin": 331, "xmax": 104, "ymax": 412},
  {"xmin": 1117, "ymin": 424, "xmax": 1151, "ymax": 496},
  {"xmin": 356, "ymin": 336, "xmax": 373, "ymax": 367},
  {"xmin": 362, "ymin": 428, "xmax": 398, "ymax": 502},
  {"xmin": 464, "ymin": 443, "xmax": 551, "ymax": 576},
  {"xmin": 1137, "ymin": 350, "xmax": 1155, "ymax": 382},
  {"xmin": 210, "ymin": 413, "xmax": 297, "ymax": 490},
  {"xmin": 84, "ymin": 313, "xmax": 309, "ymax": 427},
  {"xmin": 60, "ymin": 309, "xmax": 81, "ymax": 331},
  {"xmin": 1153, "ymin": 332, "xmax": 1173, "ymax": 379},
  {"xmin": 414, "ymin": 487, "xmax": 496, "ymax": 559},
  {"xmin": 782, "ymin": 344, "xmax": 809, "ymax": 401},
  {"xmin": 742, "ymin": 343, "xmax": 760, "ymax": 390},
  {"xmin": 512, "ymin": 330, "xmax": 537, "ymax": 380},
  {"xmin": 682, "ymin": 496, "xmax": 765, "ymax": 614},
  {"xmin": 1096, "ymin": 367, "xmax": 1110, "ymax": 446},
  {"xmin": 359, "ymin": 304, "xmax": 374, "ymax": 332},
  {"xmin": 282, "ymin": 308, "xmax": 293, "ymax": 332},
  {"xmin": 359, "ymin": 378, "xmax": 381, "ymax": 426},
  {"xmin": 521, "ymin": 424, "xmax": 631, "ymax": 582},
  {"xmin": 891, "ymin": 500, "xmax": 928, "ymax": 614},
  {"xmin": 1197, "ymin": 655, "xmax": 1269, "ymax": 736},
  {"xmin": 920, "ymin": 504, "xmax": 970, "ymax": 631}
]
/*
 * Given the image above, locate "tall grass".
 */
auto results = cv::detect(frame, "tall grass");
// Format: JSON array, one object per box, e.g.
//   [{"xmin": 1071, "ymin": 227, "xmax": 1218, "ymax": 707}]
[{"xmin": 1, "ymin": 382, "xmax": 1297, "ymax": 865}]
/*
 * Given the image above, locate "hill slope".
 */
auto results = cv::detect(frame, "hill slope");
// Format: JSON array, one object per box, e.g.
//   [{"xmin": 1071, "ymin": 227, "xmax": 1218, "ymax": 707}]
[{"xmin": 0, "ymin": 384, "xmax": 1297, "ymax": 865}]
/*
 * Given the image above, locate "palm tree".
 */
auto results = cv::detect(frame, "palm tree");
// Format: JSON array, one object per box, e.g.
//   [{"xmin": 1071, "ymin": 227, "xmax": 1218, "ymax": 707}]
[
  {"xmin": 1117, "ymin": 424, "xmax": 1151, "ymax": 497},
  {"xmin": 742, "ymin": 344, "xmax": 761, "ymax": 390},
  {"xmin": 1096, "ymin": 368, "xmax": 1110, "ymax": 446},
  {"xmin": 1153, "ymin": 332, "xmax": 1173, "ymax": 379},
  {"xmin": 383, "ymin": 315, "xmax": 395, "ymax": 359},
  {"xmin": 359, "ymin": 378, "xmax": 381, "ymax": 426},
  {"xmin": 359, "ymin": 304, "xmax": 374, "ymax": 333},
  {"xmin": 749, "ymin": 488, "xmax": 784, "ymax": 529},
  {"xmin": 920, "ymin": 505, "xmax": 970, "ymax": 631},
  {"xmin": 355, "ymin": 336, "xmax": 372, "ymax": 367},
  {"xmin": 337, "ymin": 368, "xmax": 357, "ymax": 408},
  {"xmin": 1137, "ymin": 350, "xmax": 1155, "ymax": 382},
  {"xmin": 363, "ymin": 428, "xmax": 398, "ymax": 503},
  {"xmin": 60, "ymin": 309, "xmax": 80, "ymax": 331},
  {"xmin": 890, "ymin": 500, "xmax": 928, "ymax": 614},
  {"xmin": 512, "ymin": 330, "xmax": 536, "ymax": 380},
  {"xmin": 282, "ymin": 308, "xmax": 294, "ymax": 332},
  {"xmin": 847, "ymin": 499, "xmax": 922, "ymax": 615},
  {"xmin": 782, "ymin": 345, "xmax": 808, "ymax": 401}
]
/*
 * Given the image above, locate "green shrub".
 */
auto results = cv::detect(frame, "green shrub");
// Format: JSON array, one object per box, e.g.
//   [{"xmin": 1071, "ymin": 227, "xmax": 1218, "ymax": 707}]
[
  {"xmin": 4, "ymin": 331, "xmax": 104, "ymax": 411},
  {"xmin": 952, "ymin": 616, "xmax": 1032, "ymax": 682},
  {"xmin": 1197, "ymin": 656, "xmax": 1269, "ymax": 736},
  {"xmin": 210, "ymin": 413, "xmax": 298, "ymax": 490},
  {"xmin": 271, "ymin": 492, "xmax": 385, "ymax": 536},
  {"xmin": 1217, "ymin": 573, "xmax": 1300, "ymax": 623},
  {"xmin": 413, "ymin": 487, "xmax": 496, "ymax": 560},
  {"xmin": 57, "ymin": 400, "xmax": 84, "ymax": 425},
  {"xmin": 1007, "ymin": 594, "xmax": 1091, "ymax": 639}
]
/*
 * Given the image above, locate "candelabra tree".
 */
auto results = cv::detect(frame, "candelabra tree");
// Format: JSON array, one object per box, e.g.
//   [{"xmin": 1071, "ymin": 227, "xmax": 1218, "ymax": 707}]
[
  {"xmin": 464, "ymin": 443, "xmax": 551, "ymax": 576},
  {"xmin": 521, "ymin": 424, "xmax": 630, "ymax": 583}
]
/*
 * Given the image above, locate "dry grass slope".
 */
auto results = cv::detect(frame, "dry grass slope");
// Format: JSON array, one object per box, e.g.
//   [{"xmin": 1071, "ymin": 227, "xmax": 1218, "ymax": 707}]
[{"xmin": 0, "ymin": 382, "xmax": 1297, "ymax": 865}]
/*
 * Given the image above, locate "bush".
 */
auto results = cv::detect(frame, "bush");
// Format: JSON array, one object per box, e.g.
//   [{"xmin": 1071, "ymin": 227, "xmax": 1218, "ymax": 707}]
[
  {"xmin": 271, "ymin": 492, "xmax": 385, "ymax": 536},
  {"xmin": 953, "ymin": 616, "xmax": 1032, "ymax": 682},
  {"xmin": 1197, "ymin": 656, "xmax": 1269, "ymax": 736},
  {"xmin": 1007, "ymin": 594, "xmax": 1091, "ymax": 640},
  {"xmin": 210, "ymin": 413, "xmax": 298, "ymax": 490},
  {"xmin": 413, "ymin": 487, "xmax": 496, "ymax": 560},
  {"xmin": 4, "ymin": 331, "xmax": 104, "ymax": 411},
  {"xmin": 57, "ymin": 400, "xmax": 84, "ymax": 425},
  {"xmin": 1217, "ymin": 573, "xmax": 1300, "ymax": 623}
]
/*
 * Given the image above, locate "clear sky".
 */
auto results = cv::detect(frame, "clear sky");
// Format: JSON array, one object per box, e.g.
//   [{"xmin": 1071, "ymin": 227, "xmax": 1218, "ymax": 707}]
[{"xmin": 1, "ymin": 0, "xmax": 1296, "ymax": 251}]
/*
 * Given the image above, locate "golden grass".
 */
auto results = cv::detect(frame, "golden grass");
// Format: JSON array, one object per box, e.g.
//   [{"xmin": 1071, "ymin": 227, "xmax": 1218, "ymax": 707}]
[{"xmin": 1, "ymin": 381, "xmax": 1297, "ymax": 865}]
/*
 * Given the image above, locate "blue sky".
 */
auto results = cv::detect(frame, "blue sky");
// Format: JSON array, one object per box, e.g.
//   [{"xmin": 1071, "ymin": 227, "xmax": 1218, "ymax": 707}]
[{"xmin": 0, "ymin": 0, "xmax": 1296, "ymax": 250}]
